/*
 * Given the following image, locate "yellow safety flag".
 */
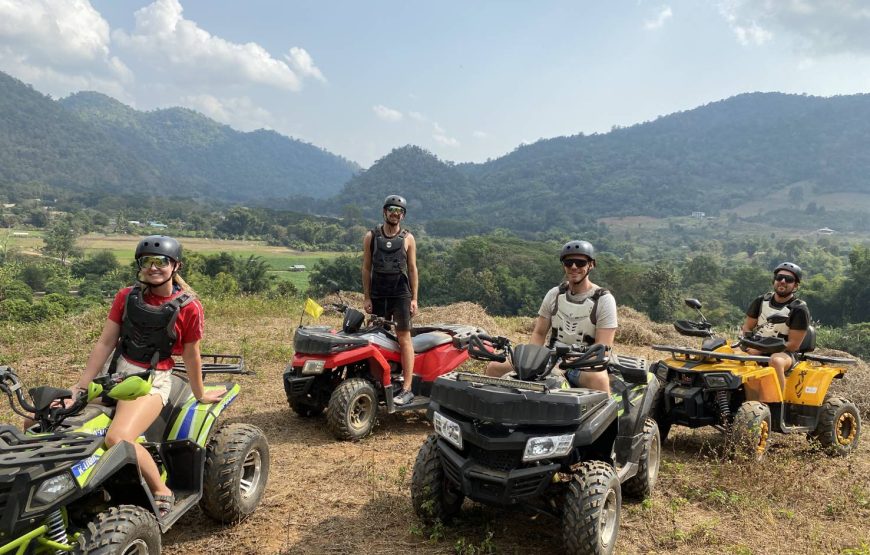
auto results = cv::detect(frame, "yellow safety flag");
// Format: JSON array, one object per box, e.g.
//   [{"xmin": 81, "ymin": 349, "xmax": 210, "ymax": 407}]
[{"xmin": 304, "ymin": 298, "xmax": 324, "ymax": 319}]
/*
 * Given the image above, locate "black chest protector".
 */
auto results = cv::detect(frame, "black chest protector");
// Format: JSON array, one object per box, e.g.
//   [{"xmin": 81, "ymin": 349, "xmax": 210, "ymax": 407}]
[
  {"xmin": 118, "ymin": 286, "xmax": 194, "ymax": 366},
  {"xmin": 371, "ymin": 226, "xmax": 409, "ymax": 275}
]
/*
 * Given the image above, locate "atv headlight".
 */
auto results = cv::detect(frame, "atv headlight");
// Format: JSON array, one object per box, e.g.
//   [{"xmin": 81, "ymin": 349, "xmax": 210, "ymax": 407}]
[
  {"xmin": 703, "ymin": 374, "xmax": 730, "ymax": 388},
  {"xmin": 302, "ymin": 360, "xmax": 326, "ymax": 375},
  {"xmin": 28, "ymin": 472, "xmax": 77, "ymax": 510},
  {"xmin": 523, "ymin": 434, "xmax": 575, "ymax": 461},
  {"xmin": 433, "ymin": 411, "xmax": 462, "ymax": 450}
]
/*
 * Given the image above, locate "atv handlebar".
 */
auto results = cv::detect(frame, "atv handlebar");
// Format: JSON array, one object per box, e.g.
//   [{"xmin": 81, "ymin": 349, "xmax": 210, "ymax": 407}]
[
  {"xmin": 557, "ymin": 343, "xmax": 610, "ymax": 371},
  {"xmin": 466, "ymin": 333, "xmax": 511, "ymax": 363},
  {"xmin": 673, "ymin": 319, "xmax": 714, "ymax": 338}
]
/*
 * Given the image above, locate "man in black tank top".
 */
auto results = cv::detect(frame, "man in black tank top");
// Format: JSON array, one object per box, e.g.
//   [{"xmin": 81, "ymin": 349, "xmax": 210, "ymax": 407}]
[{"xmin": 362, "ymin": 195, "xmax": 419, "ymax": 405}]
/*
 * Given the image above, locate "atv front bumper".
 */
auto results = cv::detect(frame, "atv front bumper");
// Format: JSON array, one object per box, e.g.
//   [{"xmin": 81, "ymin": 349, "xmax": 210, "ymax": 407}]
[
  {"xmin": 437, "ymin": 438, "xmax": 559, "ymax": 506},
  {"xmin": 283, "ymin": 367, "xmax": 314, "ymax": 401}
]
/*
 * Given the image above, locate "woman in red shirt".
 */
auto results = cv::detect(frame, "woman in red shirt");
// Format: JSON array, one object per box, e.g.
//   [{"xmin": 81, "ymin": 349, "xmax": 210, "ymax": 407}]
[{"xmin": 68, "ymin": 235, "xmax": 223, "ymax": 516}]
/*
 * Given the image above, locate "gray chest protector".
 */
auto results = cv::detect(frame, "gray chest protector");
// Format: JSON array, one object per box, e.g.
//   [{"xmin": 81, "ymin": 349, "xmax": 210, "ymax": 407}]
[
  {"xmin": 755, "ymin": 293, "xmax": 794, "ymax": 339},
  {"xmin": 371, "ymin": 226, "xmax": 409, "ymax": 276},
  {"xmin": 549, "ymin": 285, "xmax": 610, "ymax": 347},
  {"xmin": 755, "ymin": 293, "xmax": 803, "ymax": 340}
]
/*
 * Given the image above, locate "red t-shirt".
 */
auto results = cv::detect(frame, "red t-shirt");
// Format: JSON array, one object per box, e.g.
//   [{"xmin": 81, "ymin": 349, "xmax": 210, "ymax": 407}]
[{"xmin": 108, "ymin": 286, "xmax": 204, "ymax": 370}]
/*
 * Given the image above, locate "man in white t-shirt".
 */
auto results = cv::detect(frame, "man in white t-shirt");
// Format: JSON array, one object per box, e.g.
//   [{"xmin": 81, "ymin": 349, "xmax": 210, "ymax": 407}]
[{"xmin": 485, "ymin": 240, "xmax": 618, "ymax": 393}]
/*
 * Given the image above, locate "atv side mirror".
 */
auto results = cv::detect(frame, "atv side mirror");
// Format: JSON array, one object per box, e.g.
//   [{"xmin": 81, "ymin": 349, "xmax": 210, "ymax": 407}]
[{"xmin": 685, "ymin": 298, "xmax": 702, "ymax": 310}]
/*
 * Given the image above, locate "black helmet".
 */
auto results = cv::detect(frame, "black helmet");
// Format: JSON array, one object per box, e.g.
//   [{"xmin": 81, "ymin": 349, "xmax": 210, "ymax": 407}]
[
  {"xmin": 560, "ymin": 240, "xmax": 595, "ymax": 261},
  {"xmin": 383, "ymin": 194, "xmax": 407, "ymax": 211},
  {"xmin": 135, "ymin": 235, "xmax": 182, "ymax": 261},
  {"xmin": 773, "ymin": 262, "xmax": 802, "ymax": 283}
]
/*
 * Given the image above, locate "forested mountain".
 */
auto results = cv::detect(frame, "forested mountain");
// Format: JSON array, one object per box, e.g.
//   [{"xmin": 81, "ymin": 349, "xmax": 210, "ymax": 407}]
[
  {"xmin": 337, "ymin": 92, "xmax": 870, "ymax": 235},
  {"xmin": 0, "ymin": 71, "xmax": 358, "ymax": 201}
]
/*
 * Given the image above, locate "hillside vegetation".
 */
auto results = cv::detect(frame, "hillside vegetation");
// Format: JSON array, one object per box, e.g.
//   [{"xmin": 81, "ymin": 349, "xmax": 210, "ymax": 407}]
[
  {"xmin": 0, "ymin": 71, "xmax": 358, "ymax": 201},
  {"xmin": 0, "ymin": 296, "xmax": 867, "ymax": 554}
]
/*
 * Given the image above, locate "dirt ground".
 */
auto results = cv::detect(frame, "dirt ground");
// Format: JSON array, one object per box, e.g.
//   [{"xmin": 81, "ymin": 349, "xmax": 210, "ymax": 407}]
[{"xmin": 1, "ymin": 299, "xmax": 868, "ymax": 554}]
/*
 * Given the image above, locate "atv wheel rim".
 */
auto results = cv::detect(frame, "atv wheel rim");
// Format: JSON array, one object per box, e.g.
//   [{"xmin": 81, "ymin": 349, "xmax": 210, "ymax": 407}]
[
  {"xmin": 648, "ymin": 433, "xmax": 661, "ymax": 486},
  {"xmin": 600, "ymin": 488, "xmax": 618, "ymax": 549},
  {"xmin": 121, "ymin": 539, "xmax": 150, "ymax": 555},
  {"xmin": 240, "ymin": 449, "xmax": 263, "ymax": 499},
  {"xmin": 755, "ymin": 421, "xmax": 770, "ymax": 457},
  {"xmin": 349, "ymin": 393, "xmax": 374, "ymax": 431},
  {"xmin": 836, "ymin": 413, "xmax": 858, "ymax": 446}
]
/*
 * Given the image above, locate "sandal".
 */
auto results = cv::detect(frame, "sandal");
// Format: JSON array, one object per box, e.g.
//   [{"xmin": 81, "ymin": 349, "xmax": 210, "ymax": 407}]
[{"xmin": 154, "ymin": 492, "xmax": 175, "ymax": 517}]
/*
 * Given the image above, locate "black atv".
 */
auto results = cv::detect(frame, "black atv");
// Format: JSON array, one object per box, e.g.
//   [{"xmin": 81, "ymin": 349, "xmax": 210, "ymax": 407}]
[
  {"xmin": 0, "ymin": 356, "xmax": 269, "ymax": 554},
  {"xmin": 410, "ymin": 335, "xmax": 661, "ymax": 555}
]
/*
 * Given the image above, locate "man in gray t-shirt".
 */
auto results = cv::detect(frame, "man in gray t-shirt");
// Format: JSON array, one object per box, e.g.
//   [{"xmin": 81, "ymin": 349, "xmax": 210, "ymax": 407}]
[{"xmin": 485, "ymin": 240, "xmax": 618, "ymax": 393}]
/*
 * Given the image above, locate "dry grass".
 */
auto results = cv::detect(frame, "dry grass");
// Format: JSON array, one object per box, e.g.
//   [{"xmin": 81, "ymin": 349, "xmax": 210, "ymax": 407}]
[{"xmin": 1, "ymin": 298, "xmax": 868, "ymax": 554}]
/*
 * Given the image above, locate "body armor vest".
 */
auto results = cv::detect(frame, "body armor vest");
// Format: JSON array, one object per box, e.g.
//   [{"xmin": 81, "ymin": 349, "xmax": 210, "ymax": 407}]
[
  {"xmin": 371, "ymin": 226, "xmax": 409, "ymax": 276},
  {"xmin": 549, "ymin": 285, "xmax": 610, "ymax": 347},
  {"xmin": 118, "ymin": 285, "xmax": 194, "ymax": 367},
  {"xmin": 755, "ymin": 292, "xmax": 801, "ymax": 340}
]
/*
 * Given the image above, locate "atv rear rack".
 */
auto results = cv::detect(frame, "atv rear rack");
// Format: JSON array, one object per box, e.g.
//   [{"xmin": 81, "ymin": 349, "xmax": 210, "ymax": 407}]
[
  {"xmin": 455, "ymin": 372, "xmax": 547, "ymax": 393},
  {"xmin": 652, "ymin": 345, "xmax": 771, "ymax": 364},
  {"xmin": 800, "ymin": 353, "xmax": 857, "ymax": 365},
  {"xmin": 173, "ymin": 354, "xmax": 250, "ymax": 375}
]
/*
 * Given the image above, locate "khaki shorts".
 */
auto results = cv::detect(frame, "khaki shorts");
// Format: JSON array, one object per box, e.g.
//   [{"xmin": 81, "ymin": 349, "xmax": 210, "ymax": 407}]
[{"xmin": 113, "ymin": 357, "xmax": 174, "ymax": 406}]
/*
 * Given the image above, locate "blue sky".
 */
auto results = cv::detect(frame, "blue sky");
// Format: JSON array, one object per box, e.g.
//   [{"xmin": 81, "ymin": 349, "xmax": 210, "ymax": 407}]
[{"xmin": 2, "ymin": 0, "xmax": 870, "ymax": 167}]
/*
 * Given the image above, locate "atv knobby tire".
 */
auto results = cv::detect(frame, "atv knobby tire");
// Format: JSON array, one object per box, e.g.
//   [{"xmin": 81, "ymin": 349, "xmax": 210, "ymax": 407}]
[
  {"xmin": 327, "ymin": 377, "xmax": 378, "ymax": 441},
  {"xmin": 622, "ymin": 417, "xmax": 660, "ymax": 500},
  {"xmin": 201, "ymin": 423, "xmax": 270, "ymax": 523},
  {"xmin": 81, "ymin": 505, "xmax": 160, "ymax": 554},
  {"xmin": 562, "ymin": 461, "xmax": 621, "ymax": 555},
  {"xmin": 289, "ymin": 397, "xmax": 326, "ymax": 418},
  {"xmin": 810, "ymin": 396, "xmax": 861, "ymax": 457},
  {"xmin": 729, "ymin": 401, "xmax": 771, "ymax": 461},
  {"xmin": 411, "ymin": 433, "xmax": 464, "ymax": 523}
]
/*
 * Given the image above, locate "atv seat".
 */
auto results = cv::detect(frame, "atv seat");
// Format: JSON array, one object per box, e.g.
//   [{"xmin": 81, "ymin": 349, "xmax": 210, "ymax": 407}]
[
  {"xmin": 145, "ymin": 374, "xmax": 192, "ymax": 442},
  {"xmin": 412, "ymin": 332, "xmax": 452, "ymax": 353}
]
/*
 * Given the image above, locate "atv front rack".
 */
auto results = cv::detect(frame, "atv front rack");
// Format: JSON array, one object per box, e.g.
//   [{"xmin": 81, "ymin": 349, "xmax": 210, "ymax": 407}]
[
  {"xmin": 652, "ymin": 345, "xmax": 771, "ymax": 364},
  {"xmin": 173, "ymin": 354, "xmax": 250, "ymax": 375},
  {"xmin": 455, "ymin": 372, "xmax": 547, "ymax": 393},
  {"xmin": 0, "ymin": 425, "xmax": 102, "ymax": 468}
]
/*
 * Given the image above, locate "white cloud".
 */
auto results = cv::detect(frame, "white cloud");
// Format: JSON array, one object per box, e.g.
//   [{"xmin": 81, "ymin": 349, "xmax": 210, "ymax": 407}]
[
  {"xmin": 182, "ymin": 94, "xmax": 273, "ymax": 131},
  {"xmin": 644, "ymin": 6, "xmax": 673, "ymax": 30},
  {"xmin": 473, "ymin": 130, "xmax": 488, "ymax": 139},
  {"xmin": 718, "ymin": 0, "xmax": 870, "ymax": 54},
  {"xmin": 285, "ymin": 47, "xmax": 325, "ymax": 83},
  {"xmin": 0, "ymin": 0, "xmax": 132, "ymax": 96},
  {"xmin": 113, "ymin": 0, "xmax": 322, "ymax": 90},
  {"xmin": 373, "ymin": 104, "xmax": 403, "ymax": 122},
  {"xmin": 408, "ymin": 111, "xmax": 427, "ymax": 122},
  {"xmin": 433, "ymin": 134, "xmax": 460, "ymax": 147}
]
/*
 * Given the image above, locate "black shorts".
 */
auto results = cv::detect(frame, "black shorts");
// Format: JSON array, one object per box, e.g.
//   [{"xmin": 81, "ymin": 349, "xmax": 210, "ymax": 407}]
[{"xmin": 372, "ymin": 297, "xmax": 412, "ymax": 331}]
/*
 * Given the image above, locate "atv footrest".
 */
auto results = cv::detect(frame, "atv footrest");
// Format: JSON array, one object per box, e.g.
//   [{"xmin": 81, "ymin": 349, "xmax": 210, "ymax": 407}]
[
  {"xmin": 392, "ymin": 396, "xmax": 429, "ymax": 413},
  {"xmin": 158, "ymin": 488, "xmax": 199, "ymax": 531}
]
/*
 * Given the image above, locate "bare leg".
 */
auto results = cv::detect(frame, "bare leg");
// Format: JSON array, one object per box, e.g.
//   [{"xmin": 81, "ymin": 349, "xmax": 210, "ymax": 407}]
[
  {"xmin": 485, "ymin": 361, "xmax": 513, "ymax": 377},
  {"xmin": 770, "ymin": 353, "xmax": 790, "ymax": 393},
  {"xmin": 396, "ymin": 329, "xmax": 414, "ymax": 392},
  {"xmin": 579, "ymin": 371, "xmax": 611, "ymax": 394},
  {"xmin": 105, "ymin": 394, "xmax": 171, "ymax": 496}
]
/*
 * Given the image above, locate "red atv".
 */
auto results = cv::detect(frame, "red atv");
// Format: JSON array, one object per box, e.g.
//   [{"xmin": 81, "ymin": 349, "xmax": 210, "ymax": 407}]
[{"xmin": 283, "ymin": 298, "xmax": 485, "ymax": 440}]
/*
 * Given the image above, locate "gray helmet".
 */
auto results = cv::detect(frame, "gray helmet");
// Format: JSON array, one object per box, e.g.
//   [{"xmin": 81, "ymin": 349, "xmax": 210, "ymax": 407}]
[
  {"xmin": 560, "ymin": 240, "xmax": 595, "ymax": 261},
  {"xmin": 773, "ymin": 262, "xmax": 802, "ymax": 283},
  {"xmin": 383, "ymin": 194, "xmax": 407, "ymax": 211},
  {"xmin": 135, "ymin": 235, "xmax": 182, "ymax": 261}
]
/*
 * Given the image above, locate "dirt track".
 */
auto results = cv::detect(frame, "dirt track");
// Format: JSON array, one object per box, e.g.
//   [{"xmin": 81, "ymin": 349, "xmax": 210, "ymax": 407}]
[{"xmin": 2, "ymin": 300, "xmax": 868, "ymax": 554}]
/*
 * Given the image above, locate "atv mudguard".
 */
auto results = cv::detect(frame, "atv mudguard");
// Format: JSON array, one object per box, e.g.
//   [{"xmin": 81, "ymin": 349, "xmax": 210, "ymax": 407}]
[
  {"xmin": 290, "ymin": 346, "xmax": 391, "ymax": 386},
  {"xmin": 611, "ymin": 373, "xmax": 660, "ymax": 475}
]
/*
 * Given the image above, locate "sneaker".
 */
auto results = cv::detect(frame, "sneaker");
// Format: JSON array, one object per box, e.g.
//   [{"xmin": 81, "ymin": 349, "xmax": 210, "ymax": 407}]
[{"xmin": 393, "ymin": 389, "xmax": 414, "ymax": 405}]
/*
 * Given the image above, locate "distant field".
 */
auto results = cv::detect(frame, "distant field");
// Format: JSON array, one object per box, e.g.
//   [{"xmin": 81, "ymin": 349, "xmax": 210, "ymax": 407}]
[{"xmin": 4, "ymin": 232, "xmax": 344, "ymax": 290}]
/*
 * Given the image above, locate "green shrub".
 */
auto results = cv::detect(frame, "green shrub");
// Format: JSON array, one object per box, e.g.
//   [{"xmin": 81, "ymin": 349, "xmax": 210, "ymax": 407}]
[
  {"xmin": 0, "ymin": 298, "xmax": 34, "ymax": 322},
  {"xmin": 0, "ymin": 280, "xmax": 33, "ymax": 302}
]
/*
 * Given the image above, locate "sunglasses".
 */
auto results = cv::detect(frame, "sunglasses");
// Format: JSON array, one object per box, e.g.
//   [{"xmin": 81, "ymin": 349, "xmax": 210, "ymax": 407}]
[
  {"xmin": 385, "ymin": 206, "xmax": 405, "ymax": 215},
  {"xmin": 137, "ymin": 255, "xmax": 172, "ymax": 269},
  {"xmin": 562, "ymin": 258, "xmax": 590, "ymax": 268},
  {"xmin": 774, "ymin": 274, "xmax": 796, "ymax": 284}
]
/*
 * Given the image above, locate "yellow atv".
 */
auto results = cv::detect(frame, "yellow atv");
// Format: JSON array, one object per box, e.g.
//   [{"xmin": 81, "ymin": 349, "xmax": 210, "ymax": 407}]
[{"xmin": 652, "ymin": 299, "xmax": 861, "ymax": 459}]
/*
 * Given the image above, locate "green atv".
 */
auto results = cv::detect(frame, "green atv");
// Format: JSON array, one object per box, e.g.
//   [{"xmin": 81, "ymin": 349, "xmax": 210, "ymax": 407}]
[{"xmin": 0, "ymin": 355, "xmax": 269, "ymax": 554}]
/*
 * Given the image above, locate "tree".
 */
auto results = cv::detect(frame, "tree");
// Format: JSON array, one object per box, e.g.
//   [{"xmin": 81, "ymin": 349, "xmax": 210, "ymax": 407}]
[
  {"xmin": 42, "ymin": 217, "xmax": 81, "ymax": 263},
  {"xmin": 640, "ymin": 266, "xmax": 681, "ymax": 322},
  {"xmin": 236, "ymin": 255, "xmax": 273, "ymax": 294}
]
